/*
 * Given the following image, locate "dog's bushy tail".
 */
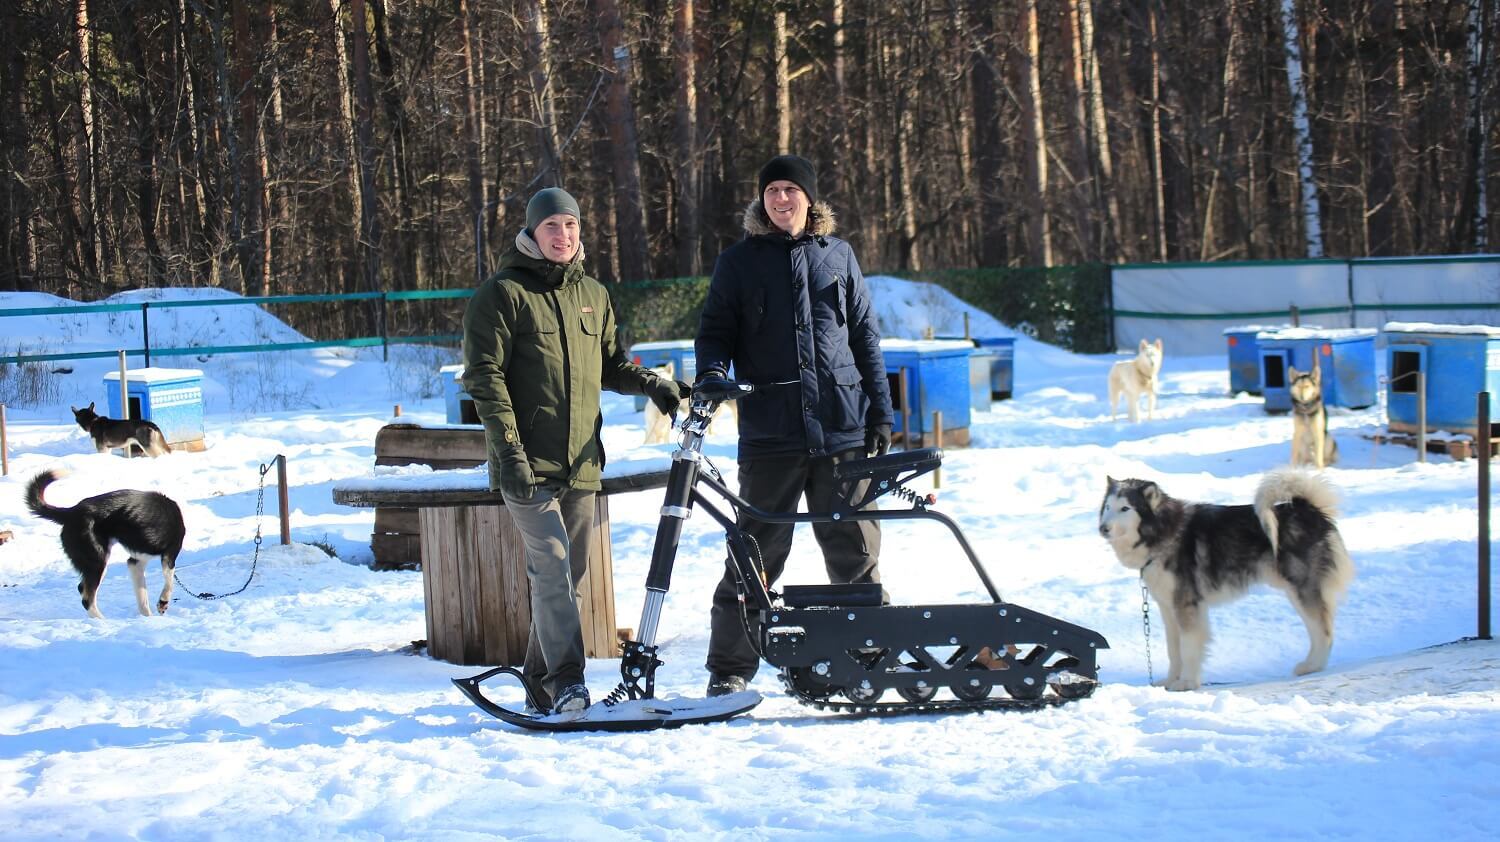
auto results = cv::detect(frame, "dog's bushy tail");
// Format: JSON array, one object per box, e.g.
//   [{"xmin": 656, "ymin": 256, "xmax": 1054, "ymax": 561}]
[
  {"xmin": 1253, "ymin": 468, "xmax": 1340, "ymax": 557},
  {"xmin": 24, "ymin": 469, "xmax": 72, "ymax": 524}
]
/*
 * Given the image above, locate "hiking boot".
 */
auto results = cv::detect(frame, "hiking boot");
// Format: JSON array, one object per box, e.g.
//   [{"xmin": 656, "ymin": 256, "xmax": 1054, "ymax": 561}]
[
  {"xmin": 552, "ymin": 683, "xmax": 591, "ymax": 714},
  {"xmin": 706, "ymin": 674, "xmax": 748, "ymax": 697},
  {"xmin": 522, "ymin": 698, "xmax": 547, "ymax": 717}
]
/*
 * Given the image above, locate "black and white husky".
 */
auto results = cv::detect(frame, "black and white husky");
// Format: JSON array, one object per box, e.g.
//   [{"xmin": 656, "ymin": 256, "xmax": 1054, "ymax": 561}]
[
  {"xmin": 25, "ymin": 469, "xmax": 186, "ymax": 618},
  {"xmin": 1098, "ymin": 469, "xmax": 1355, "ymax": 690},
  {"xmin": 72, "ymin": 402, "xmax": 172, "ymax": 457}
]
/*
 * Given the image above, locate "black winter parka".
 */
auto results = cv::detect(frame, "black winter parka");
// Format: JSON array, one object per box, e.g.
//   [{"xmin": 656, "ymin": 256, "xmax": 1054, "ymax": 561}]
[{"xmin": 696, "ymin": 200, "xmax": 894, "ymax": 459}]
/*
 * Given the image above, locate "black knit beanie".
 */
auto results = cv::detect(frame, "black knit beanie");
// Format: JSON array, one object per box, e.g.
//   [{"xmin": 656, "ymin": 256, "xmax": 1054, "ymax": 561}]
[
  {"xmin": 525, "ymin": 187, "xmax": 581, "ymax": 233},
  {"xmin": 757, "ymin": 155, "xmax": 818, "ymax": 205}
]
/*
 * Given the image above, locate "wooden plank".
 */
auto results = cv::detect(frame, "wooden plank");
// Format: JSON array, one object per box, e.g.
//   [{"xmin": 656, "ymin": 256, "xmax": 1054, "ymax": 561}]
[
  {"xmin": 496, "ymin": 505, "xmax": 534, "ymax": 666},
  {"xmin": 418, "ymin": 508, "xmax": 450, "ymax": 661},
  {"xmin": 374, "ymin": 507, "xmax": 420, "ymax": 535},
  {"xmin": 374, "ymin": 456, "xmax": 485, "ymax": 470},
  {"xmin": 374, "ymin": 425, "xmax": 488, "ymax": 465},
  {"xmin": 371, "ymin": 532, "xmax": 419, "ymax": 563},
  {"xmin": 334, "ymin": 470, "xmax": 671, "ymax": 508}
]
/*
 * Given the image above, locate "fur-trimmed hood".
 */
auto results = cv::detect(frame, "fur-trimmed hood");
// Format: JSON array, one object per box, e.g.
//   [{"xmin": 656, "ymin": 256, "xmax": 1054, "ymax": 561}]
[{"xmin": 741, "ymin": 198, "xmax": 838, "ymax": 238}]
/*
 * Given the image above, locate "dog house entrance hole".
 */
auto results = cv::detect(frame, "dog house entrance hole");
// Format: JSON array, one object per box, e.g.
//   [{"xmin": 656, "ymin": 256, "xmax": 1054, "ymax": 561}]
[
  {"xmin": 1390, "ymin": 350, "xmax": 1422, "ymax": 394},
  {"xmin": 127, "ymin": 396, "xmax": 142, "ymax": 419},
  {"xmin": 459, "ymin": 398, "xmax": 480, "ymax": 424},
  {"xmin": 885, "ymin": 371, "xmax": 907, "ymax": 412},
  {"xmin": 1262, "ymin": 354, "xmax": 1286, "ymax": 389}
]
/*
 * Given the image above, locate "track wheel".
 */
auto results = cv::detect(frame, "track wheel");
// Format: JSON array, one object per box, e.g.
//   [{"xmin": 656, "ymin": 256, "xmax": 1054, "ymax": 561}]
[
  {"xmin": 1004, "ymin": 676, "xmax": 1046, "ymax": 701},
  {"xmin": 951, "ymin": 668, "xmax": 992, "ymax": 702},
  {"xmin": 843, "ymin": 683, "xmax": 883, "ymax": 704},
  {"xmin": 1049, "ymin": 675, "xmax": 1097, "ymax": 700},
  {"xmin": 897, "ymin": 682, "xmax": 938, "ymax": 704}
]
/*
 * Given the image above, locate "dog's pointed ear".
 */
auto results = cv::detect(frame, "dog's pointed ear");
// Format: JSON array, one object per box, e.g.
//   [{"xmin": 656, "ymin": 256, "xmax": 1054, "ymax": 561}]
[
  {"xmin": 1138, "ymin": 338, "xmax": 1149, "ymax": 352},
  {"xmin": 1141, "ymin": 481, "xmax": 1164, "ymax": 509},
  {"xmin": 1289, "ymin": 365, "xmax": 1301, "ymax": 380},
  {"xmin": 1106, "ymin": 475, "xmax": 1118, "ymax": 491},
  {"xmin": 1153, "ymin": 338, "xmax": 1163, "ymax": 351},
  {"xmin": 1312, "ymin": 359, "xmax": 1322, "ymax": 383},
  {"xmin": 87, "ymin": 401, "xmax": 95, "ymax": 411}
]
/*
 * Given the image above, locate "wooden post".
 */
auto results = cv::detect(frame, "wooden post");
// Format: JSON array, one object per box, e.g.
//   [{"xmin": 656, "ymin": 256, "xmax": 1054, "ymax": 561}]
[
  {"xmin": 899, "ymin": 367, "xmax": 912, "ymax": 450},
  {"xmin": 0, "ymin": 403, "xmax": 8, "ymax": 477},
  {"xmin": 963, "ymin": 312, "xmax": 971, "ymax": 341},
  {"xmin": 1290, "ymin": 304, "xmax": 1300, "ymax": 327},
  {"xmin": 277, "ymin": 454, "xmax": 291, "ymax": 545},
  {"xmin": 932, "ymin": 410, "xmax": 942, "ymax": 489},
  {"xmin": 393, "ymin": 404, "xmax": 402, "ymax": 417},
  {"xmin": 1479, "ymin": 392, "xmax": 1491, "ymax": 640},
  {"xmin": 117, "ymin": 350, "xmax": 129, "ymax": 418},
  {"xmin": 1417, "ymin": 370, "xmax": 1426, "ymax": 463}
]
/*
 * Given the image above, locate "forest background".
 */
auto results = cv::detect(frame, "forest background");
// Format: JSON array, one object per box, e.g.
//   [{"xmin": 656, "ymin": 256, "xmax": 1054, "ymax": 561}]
[{"xmin": 0, "ymin": 1, "xmax": 1494, "ymax": 346}]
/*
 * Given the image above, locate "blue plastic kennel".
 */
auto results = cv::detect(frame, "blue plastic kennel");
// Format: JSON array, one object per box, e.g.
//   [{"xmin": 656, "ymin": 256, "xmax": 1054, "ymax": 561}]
[
  {"xmin": 441, "ymin": 364, "xmax": 479, "ymax": 424},
  {"xmin": 102, "ymin": 367, "xmax": 205, "ymax": 450},
  {"xmin": 1382, "ymin": 322, "xmax": 1500, "ymax": 437},
  {"xmin": 1257, "ymin": 328, "xmax": 1377, "ymax": 412},
  {"xmin": 1224, "ymin": 324, "xmax": 1309, "ymax": 396},
  {"xmin": 629, "ymin": 340, "xmax": 698, "ymax": 412},
  {"xmin": 881, "ymin": 339, "xmax": 973, "ymax": 446}
]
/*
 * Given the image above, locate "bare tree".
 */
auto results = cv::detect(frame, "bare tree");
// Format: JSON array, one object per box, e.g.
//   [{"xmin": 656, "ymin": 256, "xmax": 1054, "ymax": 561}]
[
  {"xmin": 592, "ymin": 0, "xmax": 648, "ymax": 282},
  {"xmin": 672, "ymin": 0, "xmax": 701, "ymax": 276},
  {"xmin": 1278, "ymin": 0, "xmax": 1324, "ymax": 257}
]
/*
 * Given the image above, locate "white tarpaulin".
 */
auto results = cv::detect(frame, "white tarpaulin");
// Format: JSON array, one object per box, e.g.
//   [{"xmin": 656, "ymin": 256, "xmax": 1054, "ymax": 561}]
[
  {"xmin": 1111, "ymin": 261, "xmax": 1350, "ymax": 355},
  {"xmin": 1351, "ymin": 257, "xmax": 1500, "ymax": 329},
  {"xmin": 1111, "ymin": 256, "xmax": 1500, "ymax": 356}
]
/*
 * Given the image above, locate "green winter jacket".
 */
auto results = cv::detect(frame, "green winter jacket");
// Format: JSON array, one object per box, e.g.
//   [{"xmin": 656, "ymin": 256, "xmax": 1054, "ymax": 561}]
[{"xmin": 461, "ymin": 243, "xmax": 658, "ymax": 492}]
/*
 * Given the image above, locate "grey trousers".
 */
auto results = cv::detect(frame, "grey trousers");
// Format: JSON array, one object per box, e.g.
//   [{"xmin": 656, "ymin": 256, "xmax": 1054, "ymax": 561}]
[
  {"xmin": 705, "ymin": 448, "xmax": 882, "ymax": 680},
  {"xmin": 500, "ymin": 484, "xmax": 596, "ymax": 706}
]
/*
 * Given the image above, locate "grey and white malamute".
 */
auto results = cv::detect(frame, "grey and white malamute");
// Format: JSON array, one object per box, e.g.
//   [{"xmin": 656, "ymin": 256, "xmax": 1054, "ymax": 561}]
[{"xmin": 1098, "ymin": 469, "xmax": 1354, "ymax": 690}]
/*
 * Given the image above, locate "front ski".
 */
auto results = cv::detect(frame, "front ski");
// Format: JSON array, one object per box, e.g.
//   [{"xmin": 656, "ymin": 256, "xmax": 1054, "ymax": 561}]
[{"xmin": 452, "ymin": 666, "xmax": 761, "ymax": 732}]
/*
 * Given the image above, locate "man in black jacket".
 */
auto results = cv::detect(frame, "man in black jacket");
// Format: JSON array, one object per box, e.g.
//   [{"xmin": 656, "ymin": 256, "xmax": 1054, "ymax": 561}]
[{"xmin": 695, "ymin": 155, "xmax": 895, "ymax": 696}]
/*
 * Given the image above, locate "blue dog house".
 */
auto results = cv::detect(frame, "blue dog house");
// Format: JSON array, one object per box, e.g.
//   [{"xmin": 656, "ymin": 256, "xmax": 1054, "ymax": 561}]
[
  {"xmin": 1225, "ymin": 324, "xmax": 1311, "ymax": 396},
  {"xmin": 441, "ymin": 365, "xmax": 479, "ymax": 425},
  {"xmin": 1257, "ymin": 328, "xmax": 1377, "ymax": 412},
  {"xmin": 1382, "ymin": 322, "xmax": 1500, "ymax": 437},
  {"xmin": 102, "ymin": 367, "xmax": 205, "ymax": 450},
  {"xmin": 975, "ymin": 336, "xmax": 1016, "ymax": 400},
  {"xmin": 629, "ymin": 340, "xmax": 698, "ymax": 412},
  {"xmin": 881, "ymin": 339, "xmax": 973, "ymax": 447}
]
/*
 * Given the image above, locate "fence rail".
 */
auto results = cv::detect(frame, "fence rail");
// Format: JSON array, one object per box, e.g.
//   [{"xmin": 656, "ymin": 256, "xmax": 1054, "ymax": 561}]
[{"xmin": 0, "ymin": 291, "xmax": 470, "ymax": 366}]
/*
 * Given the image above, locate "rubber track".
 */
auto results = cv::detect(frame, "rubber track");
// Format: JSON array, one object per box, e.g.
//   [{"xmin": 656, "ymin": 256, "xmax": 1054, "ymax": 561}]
[{"xmin": 776, "ymin": 668, "xmax": 1097, "ymax": 716}]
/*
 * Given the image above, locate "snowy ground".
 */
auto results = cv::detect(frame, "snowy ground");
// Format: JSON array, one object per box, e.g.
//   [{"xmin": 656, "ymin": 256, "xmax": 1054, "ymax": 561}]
[{"xmin": 0, "ymin": 280, "xmax": 1496, "ymax": 840}]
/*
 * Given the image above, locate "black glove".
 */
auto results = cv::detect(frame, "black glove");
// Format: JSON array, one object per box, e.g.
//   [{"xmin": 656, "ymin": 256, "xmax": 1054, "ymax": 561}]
[
  {"xmin": 497, "ymin": 446, "xmax": 536, "ymax": 499},
  {"xmin": 865, "ymin": 423, "xmax": 892, "ymax": 458},
  {"xmin": 646, "ymin": 377, "xmax": 691, "ymax": 415}
]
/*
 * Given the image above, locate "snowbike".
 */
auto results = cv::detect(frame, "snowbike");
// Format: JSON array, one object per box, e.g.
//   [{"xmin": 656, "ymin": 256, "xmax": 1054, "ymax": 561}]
[{"xmin": 453, "ymin": 376, "xmax": 1109, "ymax": 732}]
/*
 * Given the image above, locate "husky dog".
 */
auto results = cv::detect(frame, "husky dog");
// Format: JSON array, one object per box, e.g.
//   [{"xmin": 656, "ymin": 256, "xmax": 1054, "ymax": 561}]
[
  {"xmin": 1289, "ymin": 362, "xmax": 1338, "ymax": 469},
  {"xmin": 72, "ymin": 402, "xmax": 172, "ymax": 457},
  {"xmin": 1098, "ymin": 469, "xmax": 1354, "ymax": 690},
  {"xmin": 1108, "ymin": 338, "xmax": 1164, "ymax": 422},
  {"xmin": 642, "ymin": 361, "xmax": 736, "ymax": 445},
  {"xmin": 25, "ymin": 469, "xmax": 186, "ymax": 618}
]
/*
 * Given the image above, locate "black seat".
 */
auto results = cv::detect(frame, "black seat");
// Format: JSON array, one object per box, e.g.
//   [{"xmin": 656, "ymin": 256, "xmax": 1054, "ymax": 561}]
[
  {"xmin": 833, "ymin": 447, "xmax": 943, "ymax": 482},
  {"xmin": 781, "ymin": 583, "xmax": 887, "ymax": 608}
]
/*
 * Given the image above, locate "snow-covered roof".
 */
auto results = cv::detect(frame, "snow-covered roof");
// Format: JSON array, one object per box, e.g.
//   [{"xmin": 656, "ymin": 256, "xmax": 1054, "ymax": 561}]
[
  {"xmin": 879, "ymin": 338, "xmax": 977, "ymax": 352},
  {"xmin": 1253, "ymin": 327, "xmax": 1377, "ymax": 340},
  {"xmin": 1382, "ymin": 321, "xmax": 1500, "ymax": 336},
  {"xmin": 101, "ymin": 366, "xmax": 204, "ymax": 383}
]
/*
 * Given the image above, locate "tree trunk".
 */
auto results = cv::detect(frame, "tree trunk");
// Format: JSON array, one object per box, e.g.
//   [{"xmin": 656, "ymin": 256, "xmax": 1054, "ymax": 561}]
[
  {"xmin": 592, "ymin": 0, "xmax": 648, "ymax": 282},
  {"xmin": 0, "ymin": 3, "xmax": 33, "ymax": 290},
  {"xmin": 458, "ymin": 0, "xmax": 486, "ymax": 284},
  {"xmin": 350, "ymin": 0, "xmax": 382, "ymax": 293},
  {"xmin": 1147, "ymin": 1, "xmax": 1167, "ymax": 262},
  {"xmin": 371, "ymin": 0, "xmax": 417, "ymax": 288},
  {"xmin": 970, "ymin": 1, "xmax": 1007, "ymax": 267},
  {"xmin": 1453, "ymin": 0, "xmax": 1493, "ymax": 250},
  {"xmin": 672, "ymin": 0, "xmax": 700, "ymax": 276},
  {"xmin": 829, "ymin": 0, "xmax": 850, "ymax": 200},
  {"xmin": 72, "ymin": 0, "xmax": 101, "ymax": 281},
  {"xmin": 522, "ymin": 0, "xmax": 562, "ymax": 186},
  {"xmin": 1078, "ymin": 0, "xmax": 1119, "ymax": 259},
  {"xmin": 121, "ymin": 13, "xmax": 165, "ymax": 285},
  {"xmin": 231, "ymin": 0, "xmax": 266, "ymax": 295},
  {"xmin": 1201, "ymin": 0, "xmax": 1242, "ymax": 260},
  {"xmin": 774, "ymin": 9, "xmax": 791, "ymax": 153},
  {"xmin": 1015, "ymin": 0, "xmax": 1052, "ymax": 266},
  {"xmin": 1278, "ymin": 0, "xmax": 1323, "ymax": 257}
]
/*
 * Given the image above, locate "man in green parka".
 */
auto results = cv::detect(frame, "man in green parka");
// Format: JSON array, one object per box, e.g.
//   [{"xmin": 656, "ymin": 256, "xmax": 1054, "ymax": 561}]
[{"xmin": 462, "ymin": 187, "xmax": 688, "ymax": 716}]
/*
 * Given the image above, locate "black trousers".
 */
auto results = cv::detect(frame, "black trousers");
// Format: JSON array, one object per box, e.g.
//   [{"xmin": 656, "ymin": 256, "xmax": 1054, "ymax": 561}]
[{"xmin": 705, "ymin": 447, "xmax": 882, "ymax": 680}]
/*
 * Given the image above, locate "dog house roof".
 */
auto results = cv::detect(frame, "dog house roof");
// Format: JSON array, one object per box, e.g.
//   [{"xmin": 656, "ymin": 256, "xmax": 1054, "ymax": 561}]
[{"xmin": 1383, "ymin": 321, "xmax": 1500, "ymax": 336}]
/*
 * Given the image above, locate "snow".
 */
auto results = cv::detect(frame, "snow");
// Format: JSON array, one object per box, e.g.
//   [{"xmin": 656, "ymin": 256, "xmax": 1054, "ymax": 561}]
[
  {"xmin": 1385, "ymin": 321, "xmax": 1500, "ymax": 337},
  {"xmin": 1, "ymin": 281, "xmax": 1497, "ymax": 841}
]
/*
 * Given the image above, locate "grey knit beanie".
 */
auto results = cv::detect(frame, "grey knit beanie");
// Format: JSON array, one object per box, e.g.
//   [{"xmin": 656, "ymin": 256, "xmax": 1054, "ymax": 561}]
[{"xmin": 525, "ymin": 187, "xmax": 581, "ymax": 233}]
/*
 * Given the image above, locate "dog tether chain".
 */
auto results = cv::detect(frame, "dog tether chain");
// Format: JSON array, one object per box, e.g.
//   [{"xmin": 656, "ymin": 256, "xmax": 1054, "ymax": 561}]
[
  {"xmin": 1139, "ymin": 573, "xmax": 1155, "ymax": 685},
  {"xmin": 172, "ymin": 458, "xmax": 271, "ymax": 601}
]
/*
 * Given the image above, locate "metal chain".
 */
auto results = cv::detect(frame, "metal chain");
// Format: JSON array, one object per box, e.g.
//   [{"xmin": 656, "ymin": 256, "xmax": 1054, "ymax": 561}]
[
  {"xmin": 1139, "ymin": 575, "xmax": 1155, "ymax": 685},
  {"xmin": 172, "ymin": 457, "xmax": 274, "ymax": 602}
]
